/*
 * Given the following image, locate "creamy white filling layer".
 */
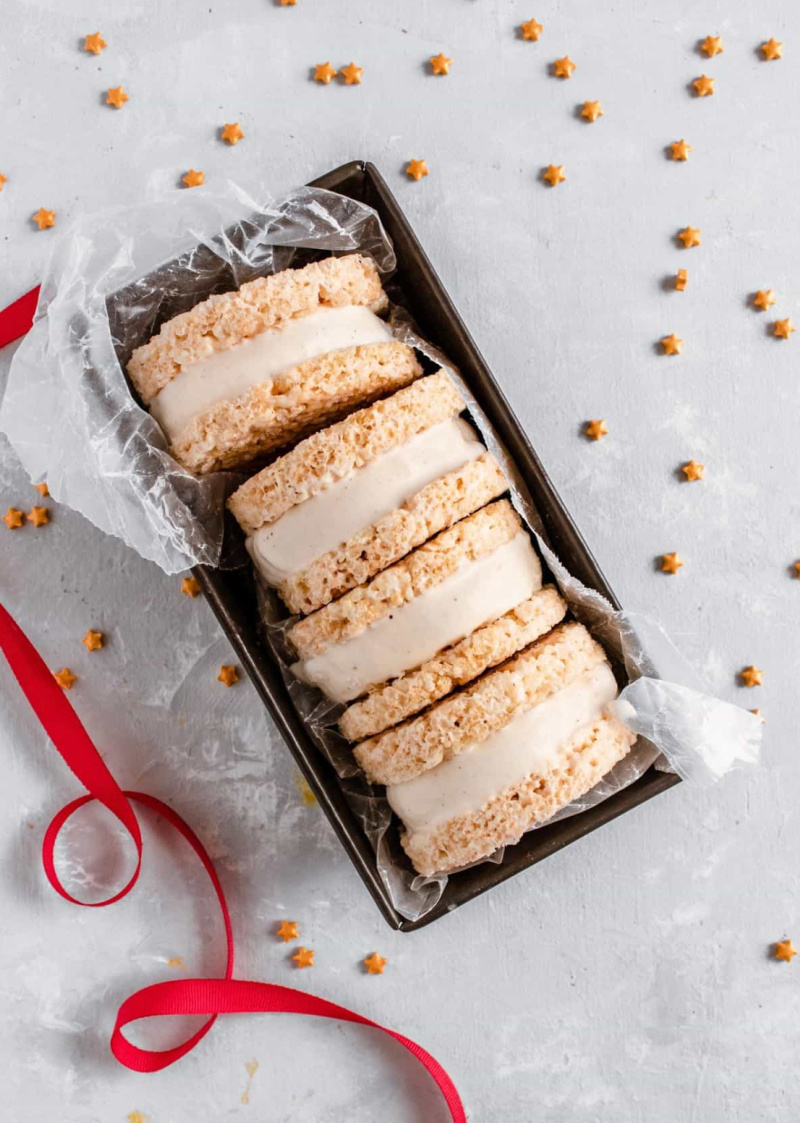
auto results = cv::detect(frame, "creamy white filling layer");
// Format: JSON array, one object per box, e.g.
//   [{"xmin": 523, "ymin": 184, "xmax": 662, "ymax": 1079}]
[
  {"xmin": 386, "ymin": 663, "xmax": 619, "ymax": 835},
  {"xmin": 247, "ymin": 418, "xmax": 484, "ymax": 584},
  {"xmin": 293, "ymin": 531, "xmax": 542, "ymax": 704},
  {"xmin": 149, "ymin": 305, "xmax": 393, "ymax": 438}
]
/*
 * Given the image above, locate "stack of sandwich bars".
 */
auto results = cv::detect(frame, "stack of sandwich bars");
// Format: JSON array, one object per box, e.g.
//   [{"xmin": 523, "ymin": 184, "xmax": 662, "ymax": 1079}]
[{"xmin": 128, "ymin": 253, "xmax": 636, "ymax": 877}]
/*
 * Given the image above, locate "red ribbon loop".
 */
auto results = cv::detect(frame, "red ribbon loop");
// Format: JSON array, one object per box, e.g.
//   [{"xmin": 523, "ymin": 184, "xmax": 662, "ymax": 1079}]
[
  {"xmin": 0, "ymin": 285, "xmax": 39, "ymax": 349},
  {"xmin": 0, "ymin": 601, "xmax": 465, "ymax": 1122}
]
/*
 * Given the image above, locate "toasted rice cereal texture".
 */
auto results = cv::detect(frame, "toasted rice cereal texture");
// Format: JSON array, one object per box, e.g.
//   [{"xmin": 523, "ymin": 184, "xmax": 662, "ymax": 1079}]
[
  {"xmin": 128, "ymin": 254, "xmax": 388, "ymax": 403},
  {"xmin": 280, "ymin": 453, "xmax": 508, "ymax": 614},
  {"xmin": 288, "ymin": 499, "xmax": 524, "ymax": 660},
  {"xmin": 169, "ymin": 342, "xmax": 421, "ymax": 473},
  {"xmin": 400, "ymin": 715, "xmax": 636, "ymax": 875},
  {"xmin": 228, "ymin": 371, "xmax": 465, "ymax": 533},
  {"xmin": 339, "ymin": 583, "xmax": 568, "ymax": 741},
  {"xmin": 353, "ymin": 621, "xmax": 605, "ymax": 786}
]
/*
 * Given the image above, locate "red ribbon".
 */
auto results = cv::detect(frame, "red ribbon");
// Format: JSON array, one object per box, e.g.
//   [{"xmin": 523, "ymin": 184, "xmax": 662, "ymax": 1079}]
[
  {"xmin": 0, "ymin": 600, "xmax": 466, "ymax": 1120},
  {"xmin": 0, "ymin": 285, "xmax": 39, "ymax": 349}
]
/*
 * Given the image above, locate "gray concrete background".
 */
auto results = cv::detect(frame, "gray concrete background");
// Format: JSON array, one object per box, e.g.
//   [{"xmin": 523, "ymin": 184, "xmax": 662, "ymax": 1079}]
[{"xmin": 1, "ymin": 1, "xmax": 798, "ymax": 1120}]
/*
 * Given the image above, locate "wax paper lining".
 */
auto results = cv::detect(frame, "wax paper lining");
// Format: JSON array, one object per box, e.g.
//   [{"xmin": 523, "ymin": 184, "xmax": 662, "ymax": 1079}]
[{"xmin": 0, "ymin": 182, "xmax": 762, "ymax": 922}]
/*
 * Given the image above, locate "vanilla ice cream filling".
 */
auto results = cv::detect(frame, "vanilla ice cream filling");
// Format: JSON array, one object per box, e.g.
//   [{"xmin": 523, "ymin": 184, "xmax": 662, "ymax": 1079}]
[
  {"xmin": 149, "ymin": 305, "xmax": 393, "ymax": 438},
  {"xmin": 248, "ymin": 418, "xmax": 484, "ymax": 584},
  {"xmin": 293, "ymin": 531, "xmax": 542, "ymax": 703},
  {"xmin": 387, "ymin": 662, "xmax": 619, "ymax": 835}
]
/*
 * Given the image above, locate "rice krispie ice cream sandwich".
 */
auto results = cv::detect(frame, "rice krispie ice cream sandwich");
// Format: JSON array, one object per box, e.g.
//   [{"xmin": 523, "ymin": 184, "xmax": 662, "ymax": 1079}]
[
  {"xmin": 227, "ymin": 372, "xmax": 508, "ymax": 614},
  {"xmin": 127, "ymin": 254, "xmax": 421, "ymax": 473},
  {"xmin": 288, "ymin": 499, "xmax": 542, "ymax": 704},
  {"xmin": 367, "ymin": 622, "xmax": 636, "ymax": 875}
]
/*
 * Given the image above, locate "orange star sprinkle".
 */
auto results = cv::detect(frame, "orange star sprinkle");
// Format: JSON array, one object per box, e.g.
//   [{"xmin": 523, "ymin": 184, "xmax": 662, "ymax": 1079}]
[
  {"xmin": 82, "ymin": 629, "xmax": 104, "ymax": 652},
  {"xmin": 218, "ymin": 665, "xmax": 239, "ymax": 687},
  {"xmin": 542, "ymin": 164, "xmax": 566, "ymax": 187},
  {"xmin": 364, "ymin": 952, "xmax": 387, "ymax": 975},
  {"xmin": 773, "ymin": 319, "xmax": 795, "ymax": 340},
  {"xmin": 292, "ymin": 946, "xmax": 315, "ymax": 968},
  {"xmin": 54, "ymin": 668, "xmax": 77, "ymax": 690},
  {"xmin": 84, "ymin": 32, "xmax": 107, "ymax": 55},
  {"xmin": 681, "ymin": 459, "xmax": 705, "ymax": 482},
  {"xmin": 27, "ymin": 506, "xmax": 49, "ymax": 527},
  {"xmin": 794, "ymin": 561, "xmax": 800, "ymax": 578},
  {"xmin": 34, "ymin": 482, "xmax": 49, "ymax": 497},
  {"xmin": 675, "ymin": 269, "xmax": 688, "ymax": 291},
  {"xmin": 276, "ymin": 920, "xmax": 299, "ymax": 943},
  {"xmin": 340, "ymin": 62, "xmax": 363, "ymax": 86},
  {"xmin": 430, "ymin": 52, "xmax": 452, "ymax": 75},
  {"xmin": 661, "ymin": 552, "xmax": 684, "ymax": 575},
  {"xmin": 701, "ymin": 35, "xmax": 723, "ymax": 57},
  {"xmin": 661, "ymin": 333, "xmax": 683, "ymax": 356},
  {"xmin": 750, "ymin": 708, "xmax": 765, "ymax": 721},
  {"xmin": 32, "ymin": 208, "xmax": 56, "ymax": 231},
  {"xmin": 775, "ymin": 940, "xmax": 796, "ymax": 962},
  {"xmin": 580, "ymin": 100, "xmax": 603, "ymax": 122},
  {"xmin": 314, "ymin": 61, "xmax": 337, "ymax": 85},
  {"xmin": 692, "ymin": 75, "xmax": 715, "ymax": 97},
  {"xmin": 678, "ymin": 225, "xmax": 701, "ymax": 248},
  {"xmin": 221, "ymin": 122, "xmax": 245, "ymax": 145},
  {"xmin": 585, "ymin": 419, "xmax": 608, "ymax": 441},
  {"xmin": 520, "ymin": 19, "xmax": 543, "ymax": 42},
  {"xmin": 106, "ymin": 86, "xmax": 129, "ymax": 109},
  {"xmin": 740, "ymin": 665, "xmax": 763, "ymax": 687},
  {"xmin": 280, "ymin": 0, "xmax": 297, "ymax": 5},
  {"xmin": 406, "ymin": 159, "xmax": 429, "ymax": 182},
  {"xmin": 0, "ymin": 172, "xmax": 6, "ymax": 192},
  {"xmin": 182, "ymin": 170, "xmax": 205, "ymax": 189},
  {"xmin": 3, "ymin": 508, "xmax": 24, "ymax": 530},
  {"xmin": 553, "ymin": 56, "xmax": 576, "ymax": 79},
  {"xmin": 181, "ymin": 576, "xmax": 201, "ymax": 597},
  {"xmin": 753, "ymin": 289, "xmax": 776, "ymax": 311},
  {"xmin": 669, "ymin": 139, "xmax": 693, "ymax": 162},
  {"xmin": 761, "ymin": 38, "xmax": 783, "ymax": 62}
]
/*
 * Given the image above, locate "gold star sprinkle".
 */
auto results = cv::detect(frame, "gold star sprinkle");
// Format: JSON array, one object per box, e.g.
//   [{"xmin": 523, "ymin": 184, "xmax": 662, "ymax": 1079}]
[
  {"xmin": 181, "ymin": 576, "xmax": 201, "ymax": 597},
  {"xmin": 34, "ymin": 482, "xmax": 49, "ymax": 497},
  {"xmin": 364, "ymin": 952, "xmax": 387, "ymax": 975},
  {"xmin": 3, "ymin": 508, "xmax": 24, "ymax": 530},
  {"xmin": 585, "ymin": 419, "xmax": 608, "ymax": 441},
  {"xmin": 775, "ymin": 940, "xmax": 796, "ymax": 962},
  {"xmin": 661, "ymin": 552, "xmax": 684, "ymax": 575},
  {"xmin": 276, "ymin": 920, "xmax": 299, "ymax": 943},
  {"xmin": 553, "ymin": 56, "xmax": 576, "ymax": 79},
  {"xmin": 406, "ymin": 159, "xmax": 429, "ymax": 182},
  {"xmin": 682, "ymin": 459, "xmax": 705, "ymax": 482},
  {"xmin": 27, "ymin": 506, "xmax": 49, "ymax": 527},
  {"xmin": 740, "ymin": 665, "xmax": 763, "ymax": 687},
  {"xmin": 221, "ymin": 122, "xmax": 245, "ymax": 145},
  {"xmin": 678, "ymin": 225, "xmax": 701, "ymax": 248},
  {"xmin": 773, "ymin": 319, "xmax": 795, "ymax": 340},
  {"xmin": 520, "ymin": 19, "xmax": 543, "ymax": 42},
  {"xmin": 82, "ymin": 629, "xmax": 104, "ymax": 652},
  {"xmin": 701, "ymin": 35, "xmax": 723, "ymax": 57},
  {"xmin": 54, "ymin": 668, "xmax": 77, "ymax": 690},
  {"xmin": 84, "ymin": 32, "xmax": 107, "ymax": 55},
  {"xmin": 761, "ymin": 38, "xmax": 783, "ymax": 61},
  {"xmin": 692, "ymin": 75, "xmax": 715, "ymax": 97},
  {"xmin": 0, "ymin": 172, "xmax": 6, "ymax": 192},
  {"xmin": 753, "ymin": 289, "xmax": 776, "ymax": 311},
  {"xmin": 106, "ymin": 86, "xmax": 129, "ymax": 109},
  {"xmin": 218, "ymin": 665, "xmax": 239, "ymax": 687},
  {"xmin": 675, "ymin": 269, "xmax": 688, "ymax": 291},
  {"xmin": 340, "ymin": 62, "xmax": 363, "ymax": 85},
  {"xmin": 669, "ymin": 139, "xmax": 693, "ymax": 162},
  {"xmin": 661, "ymin": 333, "xmax": 683, "ymax": 355},
  {"xmin": 430, "ymin": 52, "xmax": 452, "ymax": 75},
  {"xmin": 32, "ymin": 208, "xmax": 56, "ymax": 231},
  {"xmin": 581, "ymin": 100, "xmax": 603, "ymax": 122},
  {"xmin": 542, "ymin": 164, "xmax": 566, "ymax": 187},
  {"xmin": 292, "ymin": 946, "xmax": 315, "ymax": 968},
  {"xmin": 182, "ymin": 169, "xmax": 205, "ymax": 188},
  {"xmin": 314, "ymin": 61, "xmax": 337, "ymax": 84}
]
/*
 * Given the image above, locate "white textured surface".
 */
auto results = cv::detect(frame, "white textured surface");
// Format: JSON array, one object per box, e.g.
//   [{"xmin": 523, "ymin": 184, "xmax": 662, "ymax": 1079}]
[{"xmin": 1, "ymin": 1, "xmax": 798, "ymax": 1119}]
